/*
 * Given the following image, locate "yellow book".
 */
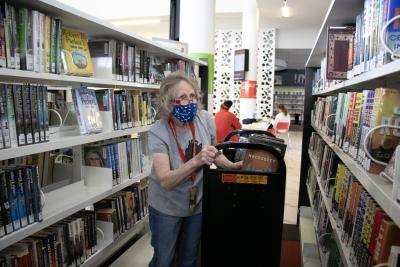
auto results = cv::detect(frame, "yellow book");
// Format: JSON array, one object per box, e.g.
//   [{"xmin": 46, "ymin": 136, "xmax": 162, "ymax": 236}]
[
  {"xmin": 44, "ymin": 16, "xmax": 51, "ymax": 73},
  {"xmin": 61, "ymin": 28, "xmax": 94, "ymax": 76}
]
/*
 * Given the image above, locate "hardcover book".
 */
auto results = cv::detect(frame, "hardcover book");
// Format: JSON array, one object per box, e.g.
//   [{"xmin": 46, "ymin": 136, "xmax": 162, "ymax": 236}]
[
  {"xmin": 326, "ymin": 26, "xmax": 355, "ymax": 80},
  {"xmin": 61, "ymin": 28, "xmax": 94, "ymax": 76}
]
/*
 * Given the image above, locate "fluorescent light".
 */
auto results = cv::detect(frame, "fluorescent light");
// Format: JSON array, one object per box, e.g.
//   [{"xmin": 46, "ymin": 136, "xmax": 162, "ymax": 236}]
[
  {"xmin": 111, "ymin": 19, "xmax": 161, "ymax": 26},
  {"xmin": 281, "ymin": 0, "xmax": 290, "ymax": 17}
]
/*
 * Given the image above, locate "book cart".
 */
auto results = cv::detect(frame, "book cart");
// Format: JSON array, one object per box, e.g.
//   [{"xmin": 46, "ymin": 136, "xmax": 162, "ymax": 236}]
[
  {"xmin": 202, "ymin": 142, "xmax": 286, "ymax": 267},
  {"xmin": 299, "ymin": 0, "xmax": 400, "ymax": 266},
  {"xmin": 0, "ymin": 0, "xmax": 208, "ymax": 266}
]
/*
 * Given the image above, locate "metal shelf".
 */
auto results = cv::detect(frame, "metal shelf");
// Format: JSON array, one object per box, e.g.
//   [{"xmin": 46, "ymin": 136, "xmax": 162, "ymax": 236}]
[
  {"xmin": 312, "ymin": 125, "xmax": 400, "ymax": 227},
  {"xmin": 0, "ymin": 125, "xmax": 152, "ymax": 160},
  {"xmin": 0, "ymin": 170, "xmax": 150, "ymax": 251}
]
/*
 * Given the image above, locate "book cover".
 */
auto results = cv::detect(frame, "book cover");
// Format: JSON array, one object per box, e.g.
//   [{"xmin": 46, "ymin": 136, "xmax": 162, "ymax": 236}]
[
  {"xmin": 17, "ymin": 8, "xmax": 29, "ymax": 70},
  {"xmin": 21, "ymin": 167, "xmax": 34, "ymax": 225},
  {"xmin": 55, "ymin": 19, "xmax": 62, "ymax": 74},
  {"xmin": 44, "ymin": 15, "xmax": 51, "ymax": 73},
  {"xmin": 83, "ymin": 146, "xmax": 106, "ymax": 167},
  {"xmin": 72, "ymin": 87, "xmax": 102, "ymax": 135},
  {"xmin": 366, "ymin": 88, "xmax": 400, "ymax": 174},
  {"xmin": 326, "ymin": 26, "xmax": 355, "ymax": 80},
  {"xmin": 241, "ymin": 149, "xmax": 279, "ymax": 173},
  {"xmin": 21, "ymin": 84, "xmax": 33, "ymax": 144},
  {"xmin": 61, "ymin": 28, "xmax": 94, "ymax": 76},
  {"xmin": 373, "ymin": 218, "xmax": 400, "ymax": 264},
  {"xmin": 5, "ymin": 169, "xmax": 21, "ymax": 231},
  {"xmin": 0, "ymin": 87, "xmax": 10, "ymax": 148},
  {"xmin": 14, "ymin": 168, "xmax": 28, "ymax": 227},
  {"xmin": 29, "ymin": 85, "xmax": 40, "ymax": 143}
]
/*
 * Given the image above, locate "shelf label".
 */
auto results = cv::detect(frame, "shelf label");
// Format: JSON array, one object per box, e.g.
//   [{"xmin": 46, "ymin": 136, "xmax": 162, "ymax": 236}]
[{"xmin": 221, "ymin": 173, "xmax": 268, "ymax": 184}]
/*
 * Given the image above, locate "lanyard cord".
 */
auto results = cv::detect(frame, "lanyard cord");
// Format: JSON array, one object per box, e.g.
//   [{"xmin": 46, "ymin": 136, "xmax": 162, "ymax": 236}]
[{"xmin": 168, "ymin": 119, "xmax": 197, "ymax": 183}]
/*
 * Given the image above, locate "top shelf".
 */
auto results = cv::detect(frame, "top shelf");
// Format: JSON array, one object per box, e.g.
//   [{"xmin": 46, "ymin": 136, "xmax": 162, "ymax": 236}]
[
  {"xmin": 306, "ymin": 0, "xmax": 364, "ymax": 68},
  {"xmin": 12, "ymin": 0, "xmax": 207, "ymax": 67}
]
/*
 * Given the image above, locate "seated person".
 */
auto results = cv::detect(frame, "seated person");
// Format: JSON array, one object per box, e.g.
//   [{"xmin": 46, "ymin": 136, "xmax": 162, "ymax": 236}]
[
  {"xmin": 215, "ymin": 100, "xmax": 242, "ymax": 143},
  {"xmin": 267, "ymin": 104, "xmax": 291, "ymax": 135}
]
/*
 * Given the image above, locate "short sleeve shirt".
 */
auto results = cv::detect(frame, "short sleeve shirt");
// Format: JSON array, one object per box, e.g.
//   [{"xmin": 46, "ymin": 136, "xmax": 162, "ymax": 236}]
[{"xmin": 148, "ymin": 110, "xmax": 216, "ymax": 217}]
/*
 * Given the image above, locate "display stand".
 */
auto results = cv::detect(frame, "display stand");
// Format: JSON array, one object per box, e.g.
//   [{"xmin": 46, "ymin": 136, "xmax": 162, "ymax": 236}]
[{"xmin": 202, "ymin": 142, "xmax": 286, "ymax": 267}]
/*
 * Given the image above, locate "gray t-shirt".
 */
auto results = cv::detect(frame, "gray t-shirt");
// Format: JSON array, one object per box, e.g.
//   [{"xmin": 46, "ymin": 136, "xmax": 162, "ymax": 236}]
[{"xmin": 148, "ymin": 110, "xmax": 216, "ymax": 217}]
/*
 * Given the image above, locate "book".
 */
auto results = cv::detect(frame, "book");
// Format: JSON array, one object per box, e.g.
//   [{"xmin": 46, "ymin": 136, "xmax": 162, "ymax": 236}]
[
  {"xmin": 326, "ymin": 26, "xmax": 355, "ymax": 80},
  {"xmin": 61, "ymin": 28, "xmax": 94, "ymax": 76},
  {"xmin": 71, "ymin": 87, "xmax": 102, "ymax": 135},
  {"xmin": 84, "ymin": 146, "xmax": 106, "ymax": 167},
  {"xmin": 372, "ymin": 218, "xmax": 400, "ymax": 264},
  {"xmin": 241, "ymin": 149, "xmax": 279, "ymax": 173}
]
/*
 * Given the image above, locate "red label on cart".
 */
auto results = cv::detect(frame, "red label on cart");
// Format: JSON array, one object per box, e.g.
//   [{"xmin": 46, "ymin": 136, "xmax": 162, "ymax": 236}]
[{"xmin": 221, "ymin": 174, "xmax": 268, "ymax": 184}]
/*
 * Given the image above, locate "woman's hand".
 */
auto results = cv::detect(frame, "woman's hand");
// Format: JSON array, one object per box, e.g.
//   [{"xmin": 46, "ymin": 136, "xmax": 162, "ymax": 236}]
[
  {"xmin": 194, "ymin": 145, "xmax": 219, "ymax": 166},
  {"xmin": 232, "ymin": 160, "xmax": 243, "ymax": 169}
]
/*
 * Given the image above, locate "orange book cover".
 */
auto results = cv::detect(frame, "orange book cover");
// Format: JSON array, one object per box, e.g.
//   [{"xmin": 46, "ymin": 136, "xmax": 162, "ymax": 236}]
[{"xmin": 241, "ymin": 149, "xmax": 279, "ymax": 173}]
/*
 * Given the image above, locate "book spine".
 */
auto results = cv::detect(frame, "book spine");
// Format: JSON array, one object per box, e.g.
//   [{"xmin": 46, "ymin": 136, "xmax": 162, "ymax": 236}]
[
  {"xmin": 35, "ymin": 85, "xmax": 45, "ymax": 142},
  {"xmin": 10, "ymin": 5, "xmax": 20, "ymax": 70},
  {"xmin": 31, "ymin": 10, "xmax": 40, "ymax": 72},
  {"xmin": 17, "ymin": 8, "xmax": 28, "ymax": 70},
  {"xmin": 39, "ymin": 12, "xmax": 45, "ymax": 73},
  {"xmin": 12, "ymin": 85, "xmax": 26, "ymax": 145},
  {"xmin": 22, "ymin": 84, "xmax": 33, "ymax": 144},
  {"xmin": 0, "ymin": 5, "xmax": 7, "ymax": 67},
  {"xmin": 15, "ymin": 168, "xmax": 28, "ymax": 227},
  {"xmin": 44, "ymin": 15, "xmax": 51, "ymax": 73},
  {"xmin": 26, "ymin": 10, "xmax": 34, "ymax": 71},
  {"xmin": 0, "ymin": 86, "xmax": 10, "ymax": 148},
  {"xmin": 3, "ymin": 3, "xmax": 13, "ymax": 69},
  {"xmin": 41, "ymin": 86, "xmax": 49, "ymax": 141},
  {"xmin": 30, "ymin": 165, "xmax": 42, "ymax": 222},
  {"xmin": 21, "ymin": 167, "xmax": 34, "ymax": 225},
  {"xmin": 50, "ymin": 18, "xmax": 56, "ymax": 73},
  {"xmin": 6, "ymin": 169, "xmax": 21, "ymax": 230},
  {"xmin": 29, "ymin": 85, "xmax": 40, "ymax": 143},
  {"xmin": 0, "ymin": 171, "xmax": 12, "ymax": 234}
]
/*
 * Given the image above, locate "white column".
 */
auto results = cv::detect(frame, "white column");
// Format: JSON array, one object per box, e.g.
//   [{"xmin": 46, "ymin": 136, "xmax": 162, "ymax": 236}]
[
  {"xmin": 240, "ymin": 0, "xmax": 259, "ymax": 121},
  {"xmin": 180, "ymin": 0, "xmax": 215, "ymax": 113}
]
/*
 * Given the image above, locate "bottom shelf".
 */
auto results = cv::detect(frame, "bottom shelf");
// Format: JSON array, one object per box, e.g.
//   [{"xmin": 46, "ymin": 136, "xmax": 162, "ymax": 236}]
[
  {"xmin": 81, "ymin": 215, "xmax": 149, "ymax": 267},
  {"xmin": 299, "ymin": 206, "xmax": 322, "ymax": 267}
]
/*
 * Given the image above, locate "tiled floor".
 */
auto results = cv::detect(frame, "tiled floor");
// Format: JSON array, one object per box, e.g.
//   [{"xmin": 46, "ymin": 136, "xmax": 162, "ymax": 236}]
[{"xmin": 111, "ymin": 129, "xmax": 303, "ymax": 266}]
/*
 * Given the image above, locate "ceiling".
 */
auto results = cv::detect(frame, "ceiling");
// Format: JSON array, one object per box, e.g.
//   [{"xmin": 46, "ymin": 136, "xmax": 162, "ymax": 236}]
[{"xmin": 57, "ymin": 0, "xmax": 331, "ymax": 68}]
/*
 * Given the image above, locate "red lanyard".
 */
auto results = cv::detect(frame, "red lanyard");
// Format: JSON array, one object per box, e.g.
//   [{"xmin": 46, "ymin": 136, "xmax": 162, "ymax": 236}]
[{"xmin": 168, "ymin": 119, "xmax": 197, "ymax": 183}]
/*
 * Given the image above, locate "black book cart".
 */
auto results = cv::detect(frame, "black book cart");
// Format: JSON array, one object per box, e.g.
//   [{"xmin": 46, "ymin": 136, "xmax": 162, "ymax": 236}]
[{"xmin": 201, "ymin": 142, "xmax": 286, "ymax": 267}]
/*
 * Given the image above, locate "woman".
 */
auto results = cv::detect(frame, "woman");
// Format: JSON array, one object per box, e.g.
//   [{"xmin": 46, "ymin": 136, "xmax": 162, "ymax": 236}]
[
  {"xmin": 148, "ymin": 73, "xmax": 241, "ymax": 267},
  {"xmin": 267, "ymin": 104, "xmax": 291, "ymax": 135}
]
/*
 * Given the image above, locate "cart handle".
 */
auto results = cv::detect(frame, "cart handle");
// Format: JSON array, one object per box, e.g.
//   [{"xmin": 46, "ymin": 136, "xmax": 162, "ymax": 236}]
[
  {"xmin": 215, "ymin": 141, "xmax": 283, "ymax": 158},
  {"xmin": 223, "ymin": 129, "xmax": 275, "ymax": 142}
]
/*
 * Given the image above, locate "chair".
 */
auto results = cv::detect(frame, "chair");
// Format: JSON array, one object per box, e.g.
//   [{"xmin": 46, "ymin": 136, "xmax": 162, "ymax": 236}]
[{"xmin": 276, "ymin": 121, "xmax": 291, "ymax": 143}]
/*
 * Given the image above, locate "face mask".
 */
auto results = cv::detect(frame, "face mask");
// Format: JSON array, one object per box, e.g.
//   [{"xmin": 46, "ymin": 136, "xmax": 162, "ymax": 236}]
[{"xmin": 172, "ymin": 103, "xmax": 197, "ymax": 122}]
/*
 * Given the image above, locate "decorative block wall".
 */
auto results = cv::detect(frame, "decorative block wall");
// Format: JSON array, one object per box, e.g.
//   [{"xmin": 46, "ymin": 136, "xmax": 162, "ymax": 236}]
[{"xmin": 213, "ymin": 29, "xmax": 275, "ymax": 118}]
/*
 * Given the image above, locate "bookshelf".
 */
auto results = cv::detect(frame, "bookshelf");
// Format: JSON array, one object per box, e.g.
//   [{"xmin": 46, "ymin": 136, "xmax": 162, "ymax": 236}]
[
  {"xmin": 0, "ymin": 0, "xmax": 207, "ymax": 264},
  {"xmin": 300, "ymin": 0, "xmax": 400, "ymax": 265}
]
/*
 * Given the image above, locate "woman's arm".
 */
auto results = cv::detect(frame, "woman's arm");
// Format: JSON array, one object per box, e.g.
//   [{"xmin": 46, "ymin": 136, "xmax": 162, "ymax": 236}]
[
  {"xmin": 214, "ymin": 153, "xmax": 242, "ymax": 169},
  {"xmin": 153, "ymin": 145, "xmax": 219, "ymax": 191}
]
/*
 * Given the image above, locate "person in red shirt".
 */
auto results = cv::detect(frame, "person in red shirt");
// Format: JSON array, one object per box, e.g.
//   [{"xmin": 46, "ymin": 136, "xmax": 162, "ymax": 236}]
[{"xmin": 215, "ymin": 100, "xmax": 242, "ymax": 143}]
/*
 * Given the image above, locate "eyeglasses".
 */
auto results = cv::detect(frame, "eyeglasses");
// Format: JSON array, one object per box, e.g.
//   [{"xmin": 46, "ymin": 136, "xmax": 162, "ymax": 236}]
[{"xmin": 174, "ymin": 94, "xmax": 197, "ymax": 105}]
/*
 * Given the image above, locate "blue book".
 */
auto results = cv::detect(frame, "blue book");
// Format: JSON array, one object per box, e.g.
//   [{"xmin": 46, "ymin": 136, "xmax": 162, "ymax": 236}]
[
  {"xmin": 15, "ymin": 168, "xmax": 28, "ymax": 227},
  {"xmin": 5, "ymin": 169, "xmax": 21, "ymax": 230}
]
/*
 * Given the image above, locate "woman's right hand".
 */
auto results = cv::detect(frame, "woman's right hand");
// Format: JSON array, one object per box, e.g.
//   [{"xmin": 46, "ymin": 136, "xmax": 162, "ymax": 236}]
[{"xmin": 194, "ymin": 145, "xmax": 219, "ymax": 166}]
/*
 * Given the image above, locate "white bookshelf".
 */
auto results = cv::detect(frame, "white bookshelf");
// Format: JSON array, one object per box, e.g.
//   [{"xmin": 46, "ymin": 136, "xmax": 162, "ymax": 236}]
[
  {"xmin": 0, "ymin": 125, "xmax": 152, "ymax": 161},
  {"xmin": 308, "ymin": 153, "xmax": 353, "ymax": 267},
  {"xmin": 81, "ymin": 215, "xmax": 149, "ymax": 267},
  {"xmin": 0, "ymin": 170, "xmax": 150, "ymax": 251},
  {"xmin": 313, "ymin": 60, "xmax": 400, "ymax": 96},
  {"xmin": 0, "ymin": 68, "xmax": 161, "ymax": 90},
  {"xmin": 13, "ymin": 0, "xmax": 206, "ymax": 67},
  {"xmin": 299, "ymin": 206, "xmax": 323, "ymax": 267},
  {"xmin": 312, "ymin": 125, "xmax": 400, "ymax": 227}
]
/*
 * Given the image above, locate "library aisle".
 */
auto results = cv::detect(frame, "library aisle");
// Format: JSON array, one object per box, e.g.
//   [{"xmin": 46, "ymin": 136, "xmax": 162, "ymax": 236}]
[{"xmin": 110, "ymin": 130, "xmax": 304, "ymax": 267}]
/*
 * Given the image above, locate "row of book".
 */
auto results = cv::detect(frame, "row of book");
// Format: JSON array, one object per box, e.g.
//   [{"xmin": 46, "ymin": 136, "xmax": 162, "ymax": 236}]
[
  {"xmin": 0, "ymin": 2, "xmax": 63, "ymax": 74},
  {"xmin": 313, "ymin": 0, "xmax": 400, "ymax": 93},
  {"xmin": 311, "ymin": 87, "xmax": 400, "ymax": 176},
  {"xmin": 0, "ymin": 165, "xmax": 42, "ymax": 238},
  {"xmin": 306, "ymin": 181, "xmax": 343, "ymax": 267},
  {"xmin": 0, "ymin": 210, "xmax": 97, "ymax": 267},
  {"xmin": 95, "ymin": 178, "xmax": 149, "ymax": 240},
  {"xmin": 95, "ymin": 89, "xmax": 156, "ymax": 131},
  {"xmin": 0, "ymin": 84, "xmax": 49, "ymax": 150},
  {"xmin": 308, "ymin": 133, "xmax": 400, "ymax": 266},
  {"xmin": 84, "ymin": 136, "xmax": 144, "ymax": 186}
]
